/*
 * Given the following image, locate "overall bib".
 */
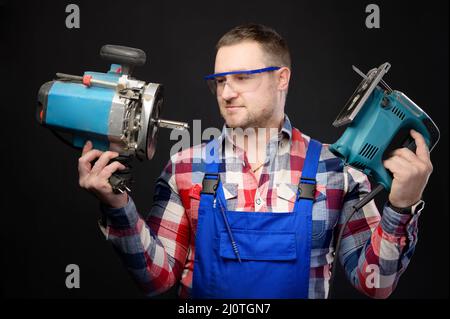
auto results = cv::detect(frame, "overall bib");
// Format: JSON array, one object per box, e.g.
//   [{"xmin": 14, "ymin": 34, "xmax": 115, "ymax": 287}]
[{"xmin": 192, "ymin": 138, "xmax": 322, "ymax": 298}]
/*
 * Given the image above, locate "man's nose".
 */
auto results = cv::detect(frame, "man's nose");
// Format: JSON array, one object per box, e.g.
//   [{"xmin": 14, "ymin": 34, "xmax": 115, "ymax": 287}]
[{"xmin": 221, "ymin": 82, "xmax": 238, "ymax": 100}]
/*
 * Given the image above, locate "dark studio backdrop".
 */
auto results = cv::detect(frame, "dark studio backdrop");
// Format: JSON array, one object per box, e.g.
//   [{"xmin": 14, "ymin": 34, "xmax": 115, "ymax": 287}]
[{"xmin": 1, "ymin": 0, "xmax": 448, "ymax": 300}]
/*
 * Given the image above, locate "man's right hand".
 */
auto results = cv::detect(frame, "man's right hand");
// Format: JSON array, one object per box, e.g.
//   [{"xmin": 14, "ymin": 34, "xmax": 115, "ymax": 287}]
[{"xmin": 78, "ymin": 140, "xmax": 129, "ymax": 209}]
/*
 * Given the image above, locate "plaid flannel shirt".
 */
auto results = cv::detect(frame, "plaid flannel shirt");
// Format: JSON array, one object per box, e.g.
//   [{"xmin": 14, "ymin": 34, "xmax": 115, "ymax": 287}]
[{"xmin": 99, "ymin": 114, "xmax": 424, "ymax": 299}]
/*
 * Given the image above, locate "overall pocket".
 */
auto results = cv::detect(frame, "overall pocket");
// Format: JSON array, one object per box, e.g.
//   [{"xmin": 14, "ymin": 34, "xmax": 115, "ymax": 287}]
[{"xmin": 217, "ymin": 229, "xmax": 299, "ymax": 297}]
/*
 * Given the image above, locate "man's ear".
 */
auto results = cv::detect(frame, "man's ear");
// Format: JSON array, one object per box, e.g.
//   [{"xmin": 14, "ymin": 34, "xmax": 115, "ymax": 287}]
[{"xmin": 277, "ymin": 67, "xmax": 291, "ymax": 91}]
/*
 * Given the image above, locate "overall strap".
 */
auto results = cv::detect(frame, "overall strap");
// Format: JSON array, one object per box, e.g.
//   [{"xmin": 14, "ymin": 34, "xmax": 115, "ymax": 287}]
[
  {"xmin": 290, "ymin": 138, "xmax": 322, "ymax": 298},
  {"xmin": 297, "ymin": 138, "xmax": 322, "ymax": 200},
  {"xmin": 201, "ymin": 138, "xmax": 221, "ymax": 196}
]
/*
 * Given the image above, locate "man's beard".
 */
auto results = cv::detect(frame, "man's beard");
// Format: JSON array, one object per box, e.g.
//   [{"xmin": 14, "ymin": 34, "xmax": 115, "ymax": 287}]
[{"xmin": 221, "ymin": 106, "xmax": 274, "ymax": 130}]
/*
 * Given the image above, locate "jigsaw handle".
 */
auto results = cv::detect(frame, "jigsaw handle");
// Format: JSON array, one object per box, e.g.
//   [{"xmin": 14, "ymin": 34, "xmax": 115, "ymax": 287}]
[
  {"xmin": 402, "ymin": 136, "xmax": 417, "ymax": 153},
  {"xmin": 380, "ymin": 124, "xmax": 433, "ymax": 192},
  {"xmin": 380, "ymin": 137, "xmax": 416, "ymax": 192}
]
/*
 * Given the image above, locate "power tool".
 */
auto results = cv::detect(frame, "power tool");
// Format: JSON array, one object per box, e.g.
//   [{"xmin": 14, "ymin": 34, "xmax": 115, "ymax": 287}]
[
  {"xmin": 329, "ymin": 62, "xmax": 440, "ymax": 192},
  {"xmin": 327, "ymin": 62, "xmax": 440, "ymax": 298},
  {"xmin": 37, "ymin": 45, "xmax": 189, "ymax": 193}
]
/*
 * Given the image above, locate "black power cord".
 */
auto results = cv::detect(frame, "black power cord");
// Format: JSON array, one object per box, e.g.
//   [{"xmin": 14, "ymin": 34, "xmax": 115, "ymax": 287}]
[{"xmin": 327, "ymin": 184, "xmax": 385, "ymax": 299}]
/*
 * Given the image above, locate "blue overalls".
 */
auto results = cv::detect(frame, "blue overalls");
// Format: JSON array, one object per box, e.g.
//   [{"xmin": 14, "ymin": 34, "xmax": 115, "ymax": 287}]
[{"xmin": 192, "ymin": 138, "xmax": 322, "ymax": 298}]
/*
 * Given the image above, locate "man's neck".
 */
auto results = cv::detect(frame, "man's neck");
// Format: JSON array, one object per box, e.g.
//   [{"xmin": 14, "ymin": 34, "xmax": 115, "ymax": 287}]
[{"xmin": 230, "ymin": 117, "xmax": 284, "ymax": 167}]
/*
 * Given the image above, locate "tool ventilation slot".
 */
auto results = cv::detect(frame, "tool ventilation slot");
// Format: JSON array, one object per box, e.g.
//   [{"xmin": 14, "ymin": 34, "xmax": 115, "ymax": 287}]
[
  {"xmin": 350, "ymin": 161, "xmax": 367, "ymax": 171},
  {"xmin": 358, "ymin": 143, "xmax": 379, "ymax": 160},
  {"xmin": 391, "ymin": 106, "xmax": 405, "ymax": 120}
]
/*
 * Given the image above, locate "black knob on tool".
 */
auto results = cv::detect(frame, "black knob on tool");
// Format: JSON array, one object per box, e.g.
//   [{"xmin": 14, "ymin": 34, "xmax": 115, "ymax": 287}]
[{"xmin": 100, "ymin": 45, "xmax": 147, "ymax": 75}]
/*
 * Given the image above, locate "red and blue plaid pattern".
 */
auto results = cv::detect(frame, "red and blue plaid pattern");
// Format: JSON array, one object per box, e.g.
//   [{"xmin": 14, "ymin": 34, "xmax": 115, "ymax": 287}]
[{"xmin": 100, "ymin": 115, "xmax": 423, "ymax": 299}]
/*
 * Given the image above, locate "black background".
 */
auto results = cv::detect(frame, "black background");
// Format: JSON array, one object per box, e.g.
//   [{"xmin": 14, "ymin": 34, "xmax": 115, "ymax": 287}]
[{"xmin": 1, "ymin": 0, "xmax": 448, "ymax": 299}]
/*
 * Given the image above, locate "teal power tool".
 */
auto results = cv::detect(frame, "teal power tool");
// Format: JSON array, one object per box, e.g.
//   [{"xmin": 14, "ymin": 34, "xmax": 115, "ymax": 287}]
[
  {"xmin": 37, "ymin": 45, "xmax": 189, "ymax": 193},
  {"xmin": 329, "ymin": 62, "xmax": 440, "ymax": 196},
  {"xmin": 327, "ymin": 62, "xmax": 440, "ymax": 298}
]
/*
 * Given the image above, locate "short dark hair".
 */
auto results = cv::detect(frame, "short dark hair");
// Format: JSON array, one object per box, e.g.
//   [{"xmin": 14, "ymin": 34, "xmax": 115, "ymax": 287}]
[{"xmin": 216, "ymin": 23, "xmax": 291, "ymax": 69}]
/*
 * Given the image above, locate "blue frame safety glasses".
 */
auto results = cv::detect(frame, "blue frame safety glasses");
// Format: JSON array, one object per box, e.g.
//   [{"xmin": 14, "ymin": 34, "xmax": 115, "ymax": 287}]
[{"xmin": 204, "ymin": 66, "xmax": 281, "ymax": 96}]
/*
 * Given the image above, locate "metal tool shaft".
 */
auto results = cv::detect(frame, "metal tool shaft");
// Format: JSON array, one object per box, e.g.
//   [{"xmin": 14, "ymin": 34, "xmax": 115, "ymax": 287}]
[
  {"xmin": 157, "ymin": 119, "xmax": 189, "ymax": 130},
  {"xmin": 56, "ymin": 72, "xmax": 118, "ymax": 89},
  {"xmin": 90, "ymin": 78, "xmax": 118, "ymax": 89}
]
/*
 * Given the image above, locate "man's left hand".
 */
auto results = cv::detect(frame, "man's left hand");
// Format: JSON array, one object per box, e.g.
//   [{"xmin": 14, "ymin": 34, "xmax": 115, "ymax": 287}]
[{"xmin": 383, "ymin": 129, "xmax": 434, "ymax": 208}]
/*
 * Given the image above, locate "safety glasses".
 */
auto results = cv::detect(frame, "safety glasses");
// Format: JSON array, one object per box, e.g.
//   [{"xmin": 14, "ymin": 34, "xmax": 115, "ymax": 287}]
[{"xmin": 204, "ymin": 66, "xmax": 281, "ymax": 96}]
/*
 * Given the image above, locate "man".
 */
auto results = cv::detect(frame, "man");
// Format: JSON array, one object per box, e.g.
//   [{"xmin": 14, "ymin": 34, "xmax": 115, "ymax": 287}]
[{"xmin": 78, "ymin": 24, "xmax": 433, "ymax": 298}]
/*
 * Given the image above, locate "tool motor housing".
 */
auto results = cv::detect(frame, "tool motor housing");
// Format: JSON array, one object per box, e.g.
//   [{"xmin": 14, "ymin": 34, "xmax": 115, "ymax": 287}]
[{"xmin": 37, "ymin": 45, "xmax": 163, "ymax": 161}]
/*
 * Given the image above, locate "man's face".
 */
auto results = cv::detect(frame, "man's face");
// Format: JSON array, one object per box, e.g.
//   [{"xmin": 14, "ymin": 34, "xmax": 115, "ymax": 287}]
[{"xmin": 213, "ymin": 41, "xmax": 286, "ymax": 129}]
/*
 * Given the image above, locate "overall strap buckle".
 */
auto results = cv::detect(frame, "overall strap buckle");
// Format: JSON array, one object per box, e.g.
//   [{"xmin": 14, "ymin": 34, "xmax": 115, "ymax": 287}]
[
  {"xmin": 298, "ymin": 177, "xmax": 316, "ymax": 200},
  {"xmin": 201, "ymin": 173, "xmax": 220, "ymax": 196}
]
